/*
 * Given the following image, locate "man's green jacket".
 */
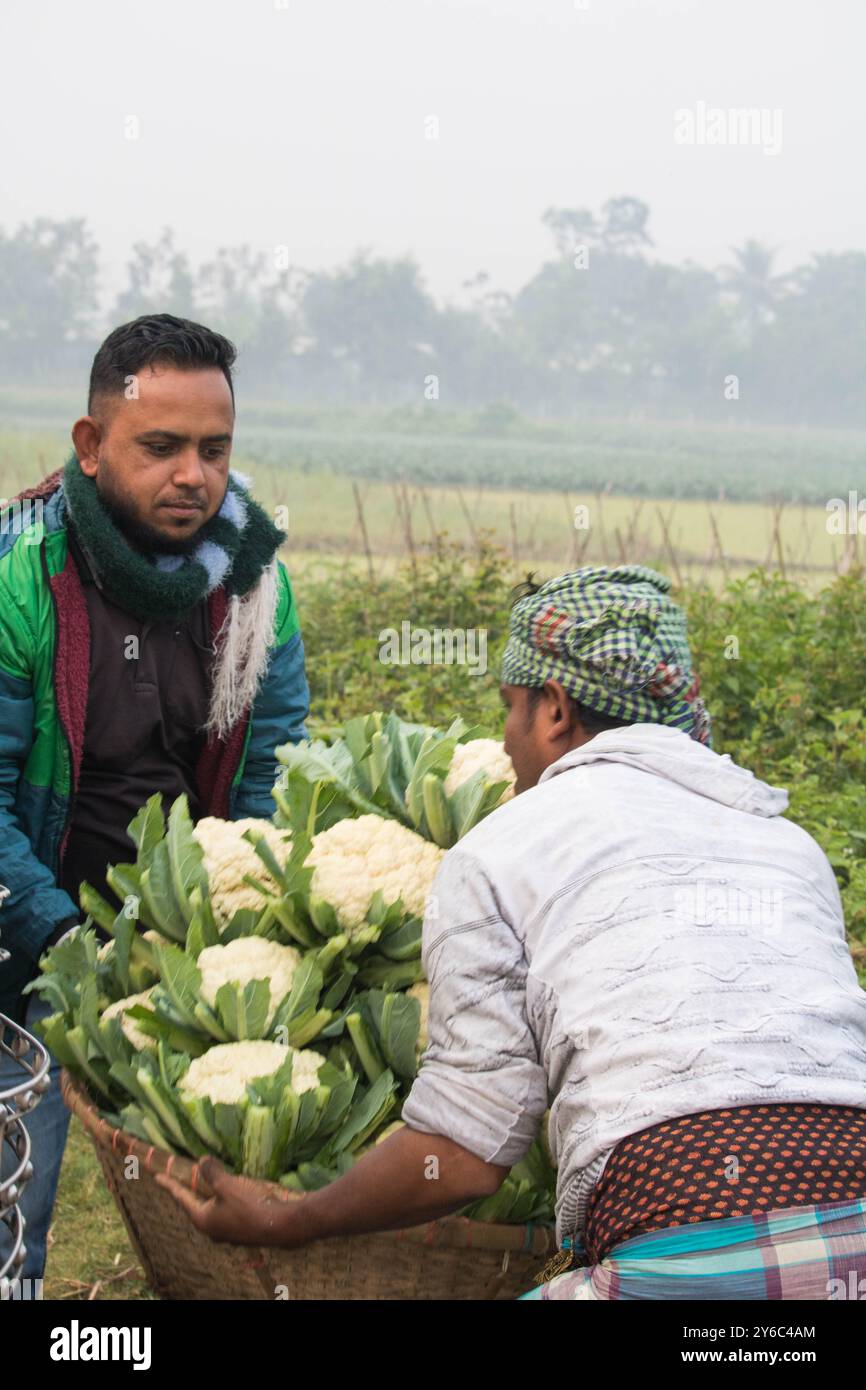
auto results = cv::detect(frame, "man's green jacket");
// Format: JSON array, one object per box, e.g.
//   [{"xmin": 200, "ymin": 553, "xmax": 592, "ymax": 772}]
[{"xmin": 0, "ymin": 473, "xmax": 309, "ymax": 1012}]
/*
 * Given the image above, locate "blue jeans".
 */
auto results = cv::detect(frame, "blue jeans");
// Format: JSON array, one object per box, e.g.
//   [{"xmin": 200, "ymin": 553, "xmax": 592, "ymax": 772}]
[{"xmin": 0, "ymin": 992, "xmax": 71, "ymax": 1281}]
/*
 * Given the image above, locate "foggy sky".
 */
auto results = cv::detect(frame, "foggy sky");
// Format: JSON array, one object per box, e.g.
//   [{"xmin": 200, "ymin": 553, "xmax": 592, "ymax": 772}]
[{"xmin": 2, "ymin": 0, "xmax": 863, "ymax": 304}]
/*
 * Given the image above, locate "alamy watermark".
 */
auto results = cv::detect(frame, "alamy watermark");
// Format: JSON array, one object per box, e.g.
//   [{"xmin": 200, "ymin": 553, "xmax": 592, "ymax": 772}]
[
  {"xmin": 49, "ymin": 1319, "xmax": 152, "ymax": 1370},
  {"xmin": 673, "ymin": 881, "xmax": 785, "ymax": 935},
  {"xmin": 826, "ymin": 492, "xmax": 866, "ymax": 535},
  {"xmin": 378, "ymin": 621, "xmax": 488, "ymax": 676},
  {"xmin": 674, "ymin": 102, "xmax": 783, "ymax": 157},
  {"xmin": 1, "ymin": 1277, "xmax": 43, "ymax": 1300},
  {"xmin": 0, "ymin": 497, "xmax": 44, "ymax": 545},
  {"xmin": 827, "ymin": 1272, "xmax": 866, "ymax": 1300}
]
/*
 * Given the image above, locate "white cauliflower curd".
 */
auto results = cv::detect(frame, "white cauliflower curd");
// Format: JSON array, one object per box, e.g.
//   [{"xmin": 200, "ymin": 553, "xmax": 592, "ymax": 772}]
[
  {"xmin": 101, "ymin": 989, "xmax": 156, "ymax": 1051},
  {"xmin": 306, "ymin": 815, "xmax": 444, "ymax": 932},
  {"xmin": 197, "ymin": 936, "xmax": 302, "ymax": 1024},
  {"xmin": 180, "ymin": 1039, "xmax": 326, "ymax": 1105},
  {"xmin": 444, "ymin": 739, "xmax": 516, "ymax": 802},
  {"xmin": 193, "ymin": 816, "xmax": 291, "ymax": 926}
]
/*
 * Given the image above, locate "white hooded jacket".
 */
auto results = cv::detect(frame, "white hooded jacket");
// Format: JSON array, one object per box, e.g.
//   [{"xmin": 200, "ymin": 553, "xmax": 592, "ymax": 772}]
[{"xmin": 400, "ymin": 724, "xmax": 866, "ymax": 1244}]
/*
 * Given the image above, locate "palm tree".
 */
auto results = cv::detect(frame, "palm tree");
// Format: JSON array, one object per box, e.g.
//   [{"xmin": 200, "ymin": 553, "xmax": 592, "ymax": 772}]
[{"xmin": 721, "ymin": 239, "xmax": 783, "ymax": 336}]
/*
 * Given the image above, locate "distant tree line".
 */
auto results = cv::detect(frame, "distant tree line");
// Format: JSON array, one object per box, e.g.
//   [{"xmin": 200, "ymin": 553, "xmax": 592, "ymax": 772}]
[{"xmin": 0, "ymin": 198, "xmax": 863, "ymax": 426}]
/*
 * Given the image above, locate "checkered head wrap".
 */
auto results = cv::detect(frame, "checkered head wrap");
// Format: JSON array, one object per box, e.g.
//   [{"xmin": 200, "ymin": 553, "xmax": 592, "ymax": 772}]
[{"xmin": 501, "ymin": 564, "xmax": 711, "ymax": 744}]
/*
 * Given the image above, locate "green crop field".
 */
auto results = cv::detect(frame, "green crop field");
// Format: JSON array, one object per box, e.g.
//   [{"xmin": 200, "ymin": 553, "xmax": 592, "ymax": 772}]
[
  {"xmin": 0, "ymin": 389, "xmax": 859, "ymax": 505},
  {"xmin": 0, "ymin": 425, "xmax": 856, "ymax": 588}
]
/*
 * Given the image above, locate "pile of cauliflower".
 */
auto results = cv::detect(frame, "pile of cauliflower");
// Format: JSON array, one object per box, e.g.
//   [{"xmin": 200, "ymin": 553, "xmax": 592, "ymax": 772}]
[
  {"xmin": 76, "ymin": 724, "xmax": 521, "ymax": 1186},
  {"xmin": 28, "ymin": 712, "xmax": 559, "ymax": 1219},
  {"xmin": 193, "ymin": 808, "xmax": 445, "ymax": 936}
]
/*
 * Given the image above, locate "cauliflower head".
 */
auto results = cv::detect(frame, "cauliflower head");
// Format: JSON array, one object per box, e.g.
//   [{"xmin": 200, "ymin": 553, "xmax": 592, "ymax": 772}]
[
  {"xmin": 180, "ymin": 1039, "xmax": 326, "ymax": 1105},
  {"xmin": 444, "ymin": 739, "xmax": 516, "ymax": 802},
  {"xmin": 193, "ymin": 816, "xmax": 291, "ymax": 926},
  {"xmin": 197, "ymin": 936, "xmax": 302, "ymax": 1024},
  {"xmin": 101, "ymin": 989, "xmax": 156, "ymax": 1052},
  {"xmin": 306, "ymin": 814, "xmax": 444, "ymax": 932}
]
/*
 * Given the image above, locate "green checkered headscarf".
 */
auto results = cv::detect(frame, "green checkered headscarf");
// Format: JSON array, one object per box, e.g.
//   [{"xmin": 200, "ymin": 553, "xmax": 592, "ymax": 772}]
[{"xmin": 501, "ymin": 564, "xmax": 711, "ymax": 744}]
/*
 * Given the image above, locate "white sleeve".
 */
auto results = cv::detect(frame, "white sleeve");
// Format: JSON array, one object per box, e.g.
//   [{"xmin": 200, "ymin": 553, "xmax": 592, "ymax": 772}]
[{"xmin": 401, "ymin": 848, "xmax": 548, "ymax": 1167}]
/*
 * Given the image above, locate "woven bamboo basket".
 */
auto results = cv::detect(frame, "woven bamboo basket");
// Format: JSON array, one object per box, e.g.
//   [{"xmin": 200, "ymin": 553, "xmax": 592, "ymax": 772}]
[{"xmin": 62, "ymin": 1072, "xmax": 555, "ymax": 1300}]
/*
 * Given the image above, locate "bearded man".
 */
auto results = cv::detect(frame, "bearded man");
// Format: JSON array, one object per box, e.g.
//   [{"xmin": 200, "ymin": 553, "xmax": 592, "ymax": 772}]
[{"xmin": 0, "ymin": 313, "xmax": 310, "ymax": 1280}]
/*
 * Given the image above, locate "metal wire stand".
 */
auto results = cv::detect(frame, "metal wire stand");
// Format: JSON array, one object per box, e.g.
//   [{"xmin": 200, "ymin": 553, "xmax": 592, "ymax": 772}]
[{"xmin": 0, "ymin": 883, "xmax": 51, "ymax": 1295}]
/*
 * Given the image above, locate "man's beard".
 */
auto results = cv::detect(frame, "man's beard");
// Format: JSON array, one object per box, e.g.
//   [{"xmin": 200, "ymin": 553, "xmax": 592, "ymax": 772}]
[{"xmin": 96, "ymin": 469, "xmax": 205, "ymax": 557}]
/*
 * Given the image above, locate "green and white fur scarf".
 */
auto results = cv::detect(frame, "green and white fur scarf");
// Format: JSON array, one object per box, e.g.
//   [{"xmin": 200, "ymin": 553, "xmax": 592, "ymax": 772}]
[{"xmin": 61, "ymin": 454, "xmax": 286, "ymax": 742}]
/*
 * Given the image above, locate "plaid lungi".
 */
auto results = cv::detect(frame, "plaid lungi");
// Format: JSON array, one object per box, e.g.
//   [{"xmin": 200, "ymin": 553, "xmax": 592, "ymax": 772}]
[{"xmin": 521, "ymin": 1197, "xmax": 866, "ymax": 1300}]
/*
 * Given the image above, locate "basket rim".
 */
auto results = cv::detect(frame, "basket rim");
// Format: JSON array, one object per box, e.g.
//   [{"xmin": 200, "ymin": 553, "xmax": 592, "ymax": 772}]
[{"xmin": 61, "ymin": 1070, "xmax": 555, "ymax": 1256}]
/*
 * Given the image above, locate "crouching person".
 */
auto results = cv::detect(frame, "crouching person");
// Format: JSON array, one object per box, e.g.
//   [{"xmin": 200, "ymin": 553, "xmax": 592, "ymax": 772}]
[
  {"xmin": 0, "ymin": 313, "xmax": 310, "ymax": 1281},
  {"xmin": 160, "ymin": 565, "xmax": 866, "ymax": 1300}
]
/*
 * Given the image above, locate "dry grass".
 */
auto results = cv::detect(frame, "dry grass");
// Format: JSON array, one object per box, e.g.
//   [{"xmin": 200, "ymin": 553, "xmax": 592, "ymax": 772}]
[{"xmin": 43, "ymin": 1118, "xmax": 153, "ymax": 1302}]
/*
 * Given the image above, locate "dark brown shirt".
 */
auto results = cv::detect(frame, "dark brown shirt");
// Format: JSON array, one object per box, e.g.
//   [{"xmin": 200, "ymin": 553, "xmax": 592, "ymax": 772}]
[{"xmin": 59, "ymin": 524, "xmax": 214, "ymax": 909}]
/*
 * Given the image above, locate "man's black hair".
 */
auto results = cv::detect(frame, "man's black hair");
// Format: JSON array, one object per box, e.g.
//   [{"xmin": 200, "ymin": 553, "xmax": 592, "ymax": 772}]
[
  {"xmin": 511, "ymin": 573, "xmax": 542, "ymax": 602},
  {"xmin": 511, "ymin": 573, "xmax": 629, "ymax": 736},
  {"xmin": 88, "ymin": 313, "xmax": 237, "ymax": 414}
]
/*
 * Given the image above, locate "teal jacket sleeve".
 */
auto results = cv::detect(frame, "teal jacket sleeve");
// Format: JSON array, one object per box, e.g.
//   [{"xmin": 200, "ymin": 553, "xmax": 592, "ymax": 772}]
[{"xmin": 0, "ymin": 569, "xmax": 79, "ymax": 1014}]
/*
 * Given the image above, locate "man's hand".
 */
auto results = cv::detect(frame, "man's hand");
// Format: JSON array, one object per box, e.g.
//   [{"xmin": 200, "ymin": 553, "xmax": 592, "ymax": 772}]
[
  {"xmin": 155, "ymin": 1157, "xmax": 307, "ymax": 1248},
  {"xmin": 156, "ymin": 1127, "xmax": 508, "ymax": 1250}
]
